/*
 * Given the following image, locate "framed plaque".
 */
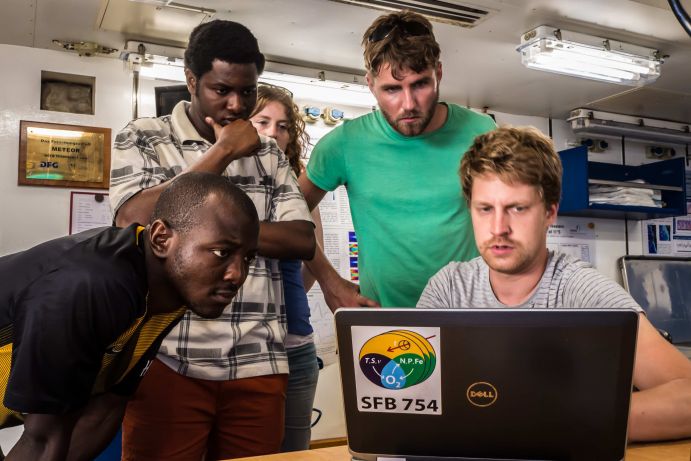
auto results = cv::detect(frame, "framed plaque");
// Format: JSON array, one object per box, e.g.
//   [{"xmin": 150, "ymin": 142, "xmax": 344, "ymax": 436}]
[{"xmin": 18, "ymin": 121, "xmax": 111, "ymax": 189}]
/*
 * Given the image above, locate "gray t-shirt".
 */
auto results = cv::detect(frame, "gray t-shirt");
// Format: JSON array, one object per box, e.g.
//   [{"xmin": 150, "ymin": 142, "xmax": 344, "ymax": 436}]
[{"xmin": 417, "ymin": 251, "xmax": 642, "ymax": 311}]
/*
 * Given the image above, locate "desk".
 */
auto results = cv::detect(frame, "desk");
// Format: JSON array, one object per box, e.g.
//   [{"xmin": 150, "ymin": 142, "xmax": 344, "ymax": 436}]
[
  {"xmin": 627, "ymin": 439, "xmax": 691, "ymax": 461},
  {"xmin": 231, "ymin": 440, "xmax": 691, "ymax": 461}
]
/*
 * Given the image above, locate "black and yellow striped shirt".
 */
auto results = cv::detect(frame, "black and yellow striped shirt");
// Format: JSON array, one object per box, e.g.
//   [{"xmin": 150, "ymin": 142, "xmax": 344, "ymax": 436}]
[{"xmin": 0, "ymin": 224, "xmax": 184, "ymax": 427}]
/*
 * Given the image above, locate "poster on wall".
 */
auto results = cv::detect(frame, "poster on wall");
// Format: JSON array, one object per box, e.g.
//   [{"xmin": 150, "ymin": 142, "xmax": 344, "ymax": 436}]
[
  {"xmin": 641, "ymin": 169, "xmax": 691, "ymax": 256},
  {"xmin": 69, "ymin": 192, "xmax": 113, "ymax": 234},
  {"xmin": 308, "ymin": 186, "xmax": 359, "ymax": 366},
  {"xmin": 641, "ymin": 216, "xmax": 691, "ymax": 255},
  {"xmin": 547, "ymin": 216, "xmax": 596, "ymax": 263}
]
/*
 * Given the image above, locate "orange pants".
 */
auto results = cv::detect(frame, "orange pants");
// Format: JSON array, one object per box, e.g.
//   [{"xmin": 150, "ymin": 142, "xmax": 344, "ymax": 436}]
[{"xmin": 122, "ymin": 359, "xmax": 287, "ymax": 460}]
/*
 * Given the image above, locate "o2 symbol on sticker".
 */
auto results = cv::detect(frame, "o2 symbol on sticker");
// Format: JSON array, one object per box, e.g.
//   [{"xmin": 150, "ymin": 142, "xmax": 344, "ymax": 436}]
[{"xmin": 359, "ymin": 330, "xmax": 436, "ymax": 390}]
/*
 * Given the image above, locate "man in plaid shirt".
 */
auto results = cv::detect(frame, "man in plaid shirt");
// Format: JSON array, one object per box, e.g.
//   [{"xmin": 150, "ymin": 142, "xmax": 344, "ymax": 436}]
[{"xmin": 109, "ymin": 20, "xmax": 314, "ymax": 460}]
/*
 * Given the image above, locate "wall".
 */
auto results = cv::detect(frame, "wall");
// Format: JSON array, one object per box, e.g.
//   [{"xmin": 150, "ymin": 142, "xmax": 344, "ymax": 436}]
[{"xmin": 0, "ymin": 44, "xmax": 133, "ymax": 257}]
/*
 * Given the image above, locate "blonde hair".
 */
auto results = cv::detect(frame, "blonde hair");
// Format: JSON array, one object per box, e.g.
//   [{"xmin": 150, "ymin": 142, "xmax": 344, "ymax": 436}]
[
  {"xmin": 251, "ymin": 85, "xmax": 309, "ymax": 176},
  {"xmin": 362, "ymin": 10, "xmax": 440, "ymax": 79},
  {"xmin": 460, "ymin": 126, "xmax": 562, "ymax": 207}
]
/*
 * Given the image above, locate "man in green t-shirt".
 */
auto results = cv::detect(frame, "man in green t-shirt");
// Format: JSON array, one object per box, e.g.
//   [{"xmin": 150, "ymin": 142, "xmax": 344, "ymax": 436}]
[{"xmin": 299, "ymin": 10, "xmax": 495, "ymax": 308}]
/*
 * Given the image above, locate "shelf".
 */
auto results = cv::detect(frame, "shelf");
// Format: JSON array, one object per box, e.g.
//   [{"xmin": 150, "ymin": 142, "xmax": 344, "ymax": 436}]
[
  {"xmin": 559, "ymin": 146, "xmax": 687, "ymax": 220},
  {"xmin": 588, "ymin": 179, "xmax": 683, "ymax": 192}
]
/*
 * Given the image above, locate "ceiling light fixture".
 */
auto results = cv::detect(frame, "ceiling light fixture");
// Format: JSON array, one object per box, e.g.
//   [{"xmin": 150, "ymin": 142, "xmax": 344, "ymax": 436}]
[
  {"xmin": 516, "ymin": 26, "xmax": 663, "ymax": 86},
  {"xmin": 568, "ymin": 109, "xmax": 691, "ymax": 144},
  {"xmin": 119, "ymin": 44, "xmax": 376, "ymax": 108}
]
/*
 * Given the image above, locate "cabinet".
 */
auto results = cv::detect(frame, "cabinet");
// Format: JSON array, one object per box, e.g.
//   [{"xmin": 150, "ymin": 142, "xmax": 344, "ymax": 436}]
[{"xmin": 559, "ymin": 146, "xmax": 687, "ymax": 220}]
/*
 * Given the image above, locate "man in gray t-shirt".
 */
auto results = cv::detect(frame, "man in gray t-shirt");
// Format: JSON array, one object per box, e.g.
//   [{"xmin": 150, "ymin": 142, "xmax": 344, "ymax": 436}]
[
  {"xmin": 418, "ymin": 251, "xmax": 642, "ymax": 311},
  {"xmin": 418, "ymin": 126, "xmax": 691, "ymax": 442}
]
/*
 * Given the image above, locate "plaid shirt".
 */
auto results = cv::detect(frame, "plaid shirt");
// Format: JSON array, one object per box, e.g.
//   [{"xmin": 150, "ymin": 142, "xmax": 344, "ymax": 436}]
[{"xmin": 110, "ymin": 101, "xmax": 312, "ymax": 380}]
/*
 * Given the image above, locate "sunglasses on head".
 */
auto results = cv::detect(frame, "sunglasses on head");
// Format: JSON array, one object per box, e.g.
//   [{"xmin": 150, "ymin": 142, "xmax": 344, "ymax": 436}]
[
  {"xmin": 258, "ymin": 82, "xmax": 294, "ymax": 99},
  {"xmin": 368, "ymin": 18, "xmax": 432, "ymax": 43}
]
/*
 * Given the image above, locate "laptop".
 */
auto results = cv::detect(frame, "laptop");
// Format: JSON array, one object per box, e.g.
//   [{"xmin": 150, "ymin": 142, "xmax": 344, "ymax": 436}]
[
  {"xmin": 619, "ymin": 256, "xmax": 691, "ymax": 355},
  {"xmin": 335, "ymin": 308, "xmax": 639, "ymax": 461}
]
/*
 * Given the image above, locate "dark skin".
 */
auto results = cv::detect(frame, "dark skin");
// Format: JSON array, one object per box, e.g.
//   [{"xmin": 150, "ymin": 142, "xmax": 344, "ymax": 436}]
[
  {"xmin": 115, "ymin": 60, "xmax": 315, "ymax": 260},
  {"xmin": 7, "ymin": 196, "xmax": 260, "ymax": 461},
  {"xmin": 9, "ymin": 393, "xmax": 129, "ymax": 461}
]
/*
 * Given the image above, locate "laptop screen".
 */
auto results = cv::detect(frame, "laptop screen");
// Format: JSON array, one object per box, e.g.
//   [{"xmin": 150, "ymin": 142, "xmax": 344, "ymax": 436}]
[
  {"xmin": 620, "ymin": 256, "xmax": 691, "ymax": 344},
  {"xmin": 336, "ymin": 308, "xmax": 638, "ymax": 461}
]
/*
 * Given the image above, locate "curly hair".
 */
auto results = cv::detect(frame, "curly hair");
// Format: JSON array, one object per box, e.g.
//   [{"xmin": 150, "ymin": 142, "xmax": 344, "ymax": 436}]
[
  {"xmin": 250, "ymin": 85, "xmax": 310, "ymax": 177},
  {"xmin": 460, "ymin": 126, "xmax": 562, "ymax": 207},
  {"xmin": 184, "ymin": 20, "xmax": 265, "ymax": 79},
  {"xmin": 362, "ymin": 10, "xmax": 440, "ymax": 79}
]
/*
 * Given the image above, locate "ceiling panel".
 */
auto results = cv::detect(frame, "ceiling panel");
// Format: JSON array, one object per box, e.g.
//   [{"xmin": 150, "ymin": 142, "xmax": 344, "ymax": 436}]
[
  {"xmin": 98, "ymin": 0, "xmax": 213, "ymax": 46},
  {"xmin": 0, "ymin": 0, "xmax": 36, "ymax": 47},
  {"xmin": 587, "ymin": 87, "xmax": 691, "ymax": 123}
]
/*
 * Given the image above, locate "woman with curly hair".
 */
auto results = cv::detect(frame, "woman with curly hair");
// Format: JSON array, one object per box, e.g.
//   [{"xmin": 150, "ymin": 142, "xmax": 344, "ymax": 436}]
[{"xmin": 250, "ymin": 84, "xmax": 324, "ymax": 451}]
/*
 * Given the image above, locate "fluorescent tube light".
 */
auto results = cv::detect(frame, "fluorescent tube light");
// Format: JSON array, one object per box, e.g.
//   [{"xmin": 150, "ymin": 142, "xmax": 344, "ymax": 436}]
[
  {"xmin": 138, "ymin": 63, "xmax": 185, "ymax": 81},
  {"xmin": 260, "ymin": 71, "xmax": 375, "ymax": 109},
  {"xmin": 127, "ymin": 54, "xmax": 376, "ymax": 108},
  {"xmin": 517, "ymin": 26, "xmax": 662, "ymax": 86},
  {"xmin": 568, "ymin": 109, "xmax": 691, "ymax": 144}
]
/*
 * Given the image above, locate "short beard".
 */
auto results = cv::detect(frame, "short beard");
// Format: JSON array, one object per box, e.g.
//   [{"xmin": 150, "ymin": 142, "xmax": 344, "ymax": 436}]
[
  {"xmin": 381, "ymin": 91, "xmax": 439, "ymax": 136},
  {"xmin": 480, "ymin": 241, "xmax": 535, "ymax": 276}
]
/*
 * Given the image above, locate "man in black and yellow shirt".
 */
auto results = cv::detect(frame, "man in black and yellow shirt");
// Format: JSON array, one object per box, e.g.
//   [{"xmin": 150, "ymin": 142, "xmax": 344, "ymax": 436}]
[{"xmin": 0, "ymin": 172, "xmax": 260, "ymax": 461}]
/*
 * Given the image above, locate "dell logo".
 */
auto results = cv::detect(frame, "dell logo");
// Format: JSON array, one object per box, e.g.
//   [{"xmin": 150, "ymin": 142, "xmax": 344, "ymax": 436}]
[
  {"xmin": 466, "ymin": 382, "xmax": 498, "ymax": 407},
  {"xmin": 469, "ymin": 390, "xmax": 494, "ymax": 398}
]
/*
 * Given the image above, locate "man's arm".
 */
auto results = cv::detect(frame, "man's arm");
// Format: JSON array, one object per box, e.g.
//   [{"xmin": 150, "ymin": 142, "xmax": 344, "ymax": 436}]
[
  {"xmin": 297, "ymin": 174, "xmax": 327, "ymax": 211},
  {"xmin": 259, "ymin": 220, "xmax": 315, "ymax": 260},
  {"xmin": 628, "ymin": 314, "xmax": 691, "ymax": 441},
  {"xmin": 302, "ymin": 207, "xmax": 324, "ymax": 291},
  {"xmin": 115, "ymin": 117, "xmax": 261, "ymax": 227},
  {"xmin": 309, "ymin": 243, "xmax": 379, "ymax": 312},
  {"xmin": 65, "ymin": 393, "xmax": 128, "ymax": 461},
  {"xmin": 297, "ymin": 174, "xmax": 378, "ymax": 310},
  {"xmin": 7, "ymin": 412, "xmax": 79, "ymax": 461},
  {"xmin": 7, "ymin": 393, "xmax": 128, "ymax": 461}
]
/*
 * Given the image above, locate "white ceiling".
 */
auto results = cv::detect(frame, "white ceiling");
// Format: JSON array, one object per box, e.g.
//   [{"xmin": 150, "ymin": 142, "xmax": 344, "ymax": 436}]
[{"xmin": 2, "ymin": 0, "xmax": 690, "ymax": 122}]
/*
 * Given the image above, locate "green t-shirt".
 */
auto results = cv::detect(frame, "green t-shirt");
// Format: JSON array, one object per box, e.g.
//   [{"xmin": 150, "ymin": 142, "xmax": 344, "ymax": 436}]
[{"xmin": 306, "ymin": 103, "xmax": 495, "ymax": 307}]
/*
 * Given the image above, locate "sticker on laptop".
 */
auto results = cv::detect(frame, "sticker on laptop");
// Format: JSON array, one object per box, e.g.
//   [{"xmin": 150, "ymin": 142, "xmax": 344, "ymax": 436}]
[{"xmin": 351, "ymin": 326, "xmax": 441, "ymax": 415}]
